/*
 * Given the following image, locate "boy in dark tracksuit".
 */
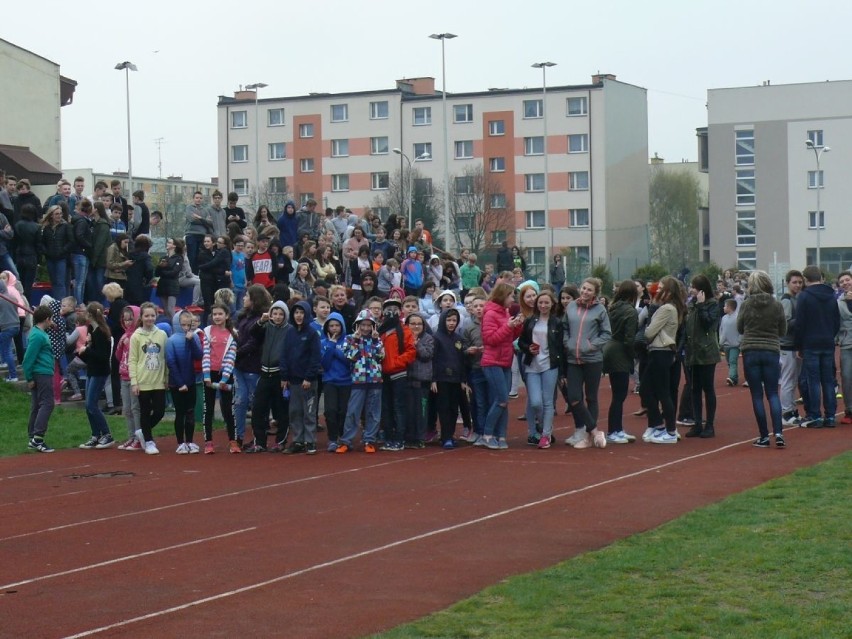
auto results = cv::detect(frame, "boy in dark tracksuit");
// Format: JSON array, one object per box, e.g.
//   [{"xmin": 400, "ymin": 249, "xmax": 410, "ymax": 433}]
[
  {"xmin": 246, "ymin": 301, "xmax": 290, "ymax": 452},
  {"xmin": 280, "ymin": 300, "xmax": 322, "ymax": 454},
  {"xmin": 320, "ymin": 312, "xmax": 351, "ymax": 451}
]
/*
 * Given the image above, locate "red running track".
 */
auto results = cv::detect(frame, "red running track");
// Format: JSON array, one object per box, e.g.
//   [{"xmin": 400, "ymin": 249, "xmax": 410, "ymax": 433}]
[{"xmin": 0, "ymin": 377, "xmax": 849, "ymax": 638}]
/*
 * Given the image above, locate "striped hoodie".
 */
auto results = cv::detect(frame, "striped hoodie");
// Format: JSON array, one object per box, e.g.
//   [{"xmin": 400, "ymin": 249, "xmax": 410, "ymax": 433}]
[{"xmin": 202, "ymin": 326, "xmax": 237, "ymax": 391}]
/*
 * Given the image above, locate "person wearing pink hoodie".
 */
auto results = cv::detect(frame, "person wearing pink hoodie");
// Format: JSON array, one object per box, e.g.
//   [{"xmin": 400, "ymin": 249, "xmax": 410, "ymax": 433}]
[{"xmin": 114, "ymin": 305, "xmax": 141, "ymax": 449}]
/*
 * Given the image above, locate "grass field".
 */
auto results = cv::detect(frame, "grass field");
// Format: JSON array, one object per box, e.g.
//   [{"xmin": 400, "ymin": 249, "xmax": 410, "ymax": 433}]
[{"xmin": 378, "ymin": 451, "xmax": 851, "ymax": 639}]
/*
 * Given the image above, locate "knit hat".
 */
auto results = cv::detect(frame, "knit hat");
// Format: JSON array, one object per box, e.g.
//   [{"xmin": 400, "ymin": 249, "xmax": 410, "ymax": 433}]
[
  {"xmin": 407, "ymin": 246, "xmax": 418, "ymax": 254},
  {"xmin": 354, "ymin": 309, "xmax": 376, "ymax": 326},
  {"xmin": 518, "ymin": 280, "xmax": 540, "ymax": 293}
]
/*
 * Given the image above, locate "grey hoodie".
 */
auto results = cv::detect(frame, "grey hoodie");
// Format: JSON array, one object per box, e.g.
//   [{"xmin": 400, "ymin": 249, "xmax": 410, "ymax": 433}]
[
  {"xmin": 251, "ymin": 300, "xmax": 291, "ymax": 373},
  {"xmin": 406, "ymin": 312, "xmax": 435, "ymax": 383}
]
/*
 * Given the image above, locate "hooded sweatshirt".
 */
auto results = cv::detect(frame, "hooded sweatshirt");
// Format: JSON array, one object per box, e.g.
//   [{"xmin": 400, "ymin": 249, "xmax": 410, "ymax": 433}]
[
  {"xmin": 406, "ymin": 312, "xmax": 435, "ymax": 383},
  {"xmin": 116, "ymin": 306, "xmax": 141, "ymax": 381},
  {"xmin": 277, "ymin": 201, "xmax": 299, "ymax": 248},
  {"xmin": 343, "ymin": 320, "xmax": 385, "ymax": 386},
  {"xmin": 166, "ymin": 326, "xmax": 203, "ymax": 388},
  {"xmin": 280, "ymin": 300, "xmax": 321, "ymax": 383},
  {"xmin": 737, "ymin": 292, "xmax": 786, "ymax": 353},
  {"xmin": 431, "ymin": 309, "xmax": 465, "ymax": 383},
  {"xmin": 563, "ymin": 299, "xmax": 612, "ymax": 365},
  {"xmin": 0, "ymin": 279, "xmax": 20, "ymax": 330},
  {"xmin": 0, "ymin": 272, "xmax": 27, "ymax": 318},
  {"xmin": 793, "ymin": 282, "xmax": 840, "ymax": 351},
  {"xmin": 203, "ymin": 323, "xmax": 237, "ymax": 389},
  {"xmin": 129, "ymin": 324, "xmax": 169, "ymax": 390},
  {"xmin": 320, "ymin": 312, "xmax": 351, "ymax": 385},
  {"xmin": 251, "ymin": 300, "xmax": 290, "ymax": 374}
]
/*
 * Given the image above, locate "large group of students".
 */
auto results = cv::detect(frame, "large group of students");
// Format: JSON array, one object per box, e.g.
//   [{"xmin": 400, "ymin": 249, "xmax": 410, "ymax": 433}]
[{"xmin": 3, "ymin": 173, "xmax": 846, "ymax": 456}]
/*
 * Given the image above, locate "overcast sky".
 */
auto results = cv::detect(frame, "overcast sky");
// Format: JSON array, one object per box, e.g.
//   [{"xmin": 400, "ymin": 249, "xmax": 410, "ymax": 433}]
[{"xmin": 4, "ymin": 0, "xmax": 850, "ymax": 183}]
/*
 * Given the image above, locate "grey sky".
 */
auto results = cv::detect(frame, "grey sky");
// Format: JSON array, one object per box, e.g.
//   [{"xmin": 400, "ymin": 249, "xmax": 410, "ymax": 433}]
[{"xmin": 4, "ymin": 0, "xmax": 850, "ymax": 183}]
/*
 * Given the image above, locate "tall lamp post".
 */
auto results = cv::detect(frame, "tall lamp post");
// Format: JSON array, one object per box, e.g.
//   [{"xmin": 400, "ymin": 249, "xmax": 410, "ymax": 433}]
[
  {"xmin": 246, "ymin": 82, "xmax": 268, "ymax": 206},
  {"xmin": 806, "ymin": 139, "xmax": 830, "ymax": 269},
  {"xmin": 532, "ymin": 61, "xmax": 556, "ymax": 279},
  {"xmin": 429, "ymin": 32, "xmax": 457, "ymax": 254},
  {"xmin": 114, "ymin": 61, "xmax": 137, "ymax": 194},
  {"xmin": 393, "ymin": 148, "xmax": 431, "ymax": 231}
]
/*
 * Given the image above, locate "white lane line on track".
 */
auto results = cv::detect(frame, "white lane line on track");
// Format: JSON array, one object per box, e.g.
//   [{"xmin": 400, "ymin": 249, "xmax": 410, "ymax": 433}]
[
  {"xmin": 60, "ymin": 440, "xmax": 760, "ymax": 639},
  {"xmin": 1, "ymin": 527, "xmax": 256, "ymax": 590},
  {"xmin": 0, "ymin": 464, "xmax": 92, "ymax": 481},
  {"xmin": 0, "ymin": 454, "xmax": 437, "ymax": 543}
]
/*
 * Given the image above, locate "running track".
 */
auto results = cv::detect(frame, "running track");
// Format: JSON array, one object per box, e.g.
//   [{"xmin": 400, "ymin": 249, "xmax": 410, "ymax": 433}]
[{"xmin": 1, "ymin": 379, "xmax": 849, "ymax": 638}]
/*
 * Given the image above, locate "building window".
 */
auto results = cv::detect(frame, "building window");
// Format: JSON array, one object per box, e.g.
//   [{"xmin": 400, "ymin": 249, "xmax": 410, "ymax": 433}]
[
  {"xmin": 331, "ymin": 104, "xmax": 348, "ymax": 122},
  {"xmin": 151, "ymin": 184, "xmax": 158, "ymax": 194},
  {"xmin": 568, "ymin": 134, "xmax": 589, "ymax": 153},
  {"xmin": 268, "ymin": 177, "xmax": 286, "ymax": 194},
  {"xmin": 331, "ymin": 139, "xmax": 349, "ymax": 157},
  {"xmin": 523, "ymin": 99, "xmax": 543, "ymax": 119},
  {"xmin": 300, "ymin": 158, "xmax": 315, "ymax": 173},
  {"xmin": 524, "ymin": 136, "xmax": 544, "ymax": 156},
  {"xmin": 526, "ymin": 210, "xmax": 546, "ymax": 228},
  {"xmin": 526, "ymin": 247, "xmax": 546, "ymax": 280},
  {"xmin": 371, "ymin": 172, "xmax": 389, "ymax": 190},
  {"xmin": 230, "ymin": 111, "xmax": 247, "ymax": 128},
  {"xmin": 808, "ymin": 210, "xmax": 825, "ymax": 230},
  {"xmin": 299, "ymin": 123, "xmax": 314, "ymax": 138},
  {"xmin": 413, "ymin": 107, "xmax": 432, "ymax": 126},
  {"xmin": 370, "ymin": 136, "xmax": 389, "ymax": 155},
  {"xmin": 373, "ymin": 206, "xmax": 390, "ymax": 220},
  {"xmin": 456, "ymin": 214, "xmax": 473, "ymax": 232},
  {"xmin": 454, "ymin": 140, "xmax": 473, "ymax": 159},
  {"xmin": 268, "ymin": 143, "xmax": 286, "ymax": 161},
  {"xmin": 567, "ymin": 96, "xmax": 588, "ymax": 116},
  {"xmin": 807, "ymin": 130, "xmax": 824, "ymax": 148},
  {"xmin": 454, "ymin": 176, "xmax": 473, "ymax": 195},
  {"xmin": 491, "ymin": 230, "xmax": 507, "ymax": 245},
  {"xmin": 453, "ymin": 104, "xmax": 473, "ymax": 123},
  {"xmin": 370, "ymin": 101, "xmax": 389, "ymax": 120},
  {"xmin": 231, "ymin": 145, "xmax": 248, "ymax": 163},
  {"xmin": 570, "ymin": 208, "xmax": 590, "ymax": 227},
  {"xmin": 488, "ymin": 120, "xmax": 505, "ymax": 136},
  {"xmin": 414, "ymin": 142, "xmax": 432, "ymax": 159},
  {"xmin": 735, "ymin": 129, "xmax": 755, "ymax": 166},
  {"xmin": 736, "ymin": 169, "xmax": 755, "ymax": 205},
  {"xmin": 331, "ymin": 174, "xmax": 349, "ymax": 192},
  {"xmin": 300, "ymin": 192, "xmax": 314, "ymax": 205},
  {"xmin": 232, "ymin": 179, "xmax": 248, "ymax": 196},
  {"xmin": 491, "ymin": 193, "xmax": 507, "ymax": 209},
  {"xmin": 737, "ymin": 250, "xmax": 757, "ymax": 271},
  {"xmin": 808, "ymin": 170, "xmax": 824, "ymax": 189},
  {"xmin": 267, "ymin": 108, "xmax": 285, "ymax": 126},
  {"xmin": 489, "ymin": 157, "xmax": 505, "ymax": 172},
  {"xmin": 525, "ymin": 173, "xmax": 545, "ymax": 192},
  {"xmin": 569, "ymin": 171, "xmax": 589, "ymax": 190},
  {"xmin": 736, "ymin": 209, "xmax": 756, "ymax": 245},
  {"xmin": 414, "ymin": 178, "xmax": 433, "ymax": 196}
]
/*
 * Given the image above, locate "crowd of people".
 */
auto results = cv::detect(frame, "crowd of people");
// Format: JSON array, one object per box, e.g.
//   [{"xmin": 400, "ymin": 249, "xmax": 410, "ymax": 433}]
[{"xmin": 3, "ymin": 172, "xmax": 846, "ymax": 455}]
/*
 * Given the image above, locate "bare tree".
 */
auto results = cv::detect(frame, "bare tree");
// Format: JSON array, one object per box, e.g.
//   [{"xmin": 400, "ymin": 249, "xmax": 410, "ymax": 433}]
[
  {"xmin": 449, "ymin": 165, "xmax": 513, "ymax": 255},
  {"xmin": 370, "ymin": 167, "xmax": 443, "ymax": 245},
  {"xmin": 252, "ymin": 178, "xmax": 291, "ymax": 214}
]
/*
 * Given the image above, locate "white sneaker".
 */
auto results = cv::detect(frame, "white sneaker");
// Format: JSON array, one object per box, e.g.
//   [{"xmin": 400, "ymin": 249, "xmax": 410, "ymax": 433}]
[
  {"xmin": 621, "ymin": 430, "xmax": 637, "ymax": 442},
  {"xmin": 650, "ymin": 430, "xmax": 678, "ymax": 445},
  {"xmin": 144, "ymin": 441, "xmax": 160, "ymax": 455},
  {"xmin": 573, "ymin": 431, "xmax": 593, "ymax": 449},
  {"xmin": 176, "ymin": 443, "xmax": 189, "ymax": 454},
  {"xmin": 606, "ymin": 431, "xmax": 630, "ymax": 445},
  {"xmin": 592, "ymin": 429, "xmax": 607, "ymax": 448},
  {"xmin": 187, "ymin": 442, "xmax": 200, "ymax": 454},
  {"xmin": 642, "ymin": 427, "xmax": 662, "ymax": 442},
  {"xmin": 564, "ymin": 429, "xmax": 587, "ymax": 447}
]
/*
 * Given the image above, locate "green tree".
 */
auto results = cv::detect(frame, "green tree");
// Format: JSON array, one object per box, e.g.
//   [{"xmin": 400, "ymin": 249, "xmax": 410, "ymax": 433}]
[
  {"xmin": 591, "ymin": 263, "xmax": 614, "ymax": 298},
  {"xmin": 649, "ymin": 169, "xmax": 701, "ymax": 274},
  {"xmin": 632, "ymin": 262, "xmax": 669, "ymax": 282}
]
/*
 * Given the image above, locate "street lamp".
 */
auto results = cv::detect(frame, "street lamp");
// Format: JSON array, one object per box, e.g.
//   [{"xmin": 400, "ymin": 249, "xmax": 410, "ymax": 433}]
[
  {"xmin": 246, "ymin": 82, "xmax": 268, "ymax": 206},
  {"xmin": 806, "ymin": 139, "xmax": 830, "ymax": 268},
  {"xmin": 114, "ymin": 61, "xmax": 137, "ymax": 196},
  {"xmin": 393, "ymin": 148, "xmax": 431, "ymax": 230},
  {"xmin": 429, "ymin": 32, "xmax": 457, "ymax": 254},
  {"xmin": 532, "ymin": 61, "xmax": 556, "ymax": 279}
]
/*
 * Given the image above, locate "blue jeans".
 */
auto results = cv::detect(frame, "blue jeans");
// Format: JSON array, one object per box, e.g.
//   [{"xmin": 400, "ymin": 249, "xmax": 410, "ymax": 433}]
[
  {"xmin": 340, "ymin": 386, "xmax": 382, "ymax": 445},
  {"xmin": 233, "ymin": 369, "xmax": 259, "ymax": 441},
  {"xmin": 86, "ymin": 267, "xmax": 105, "ymax": 303},
  {"xmin": 468, "ymin": 368, "xmax": 488, "ymax": 435},
  {"xmin": 743, "ymin": 350, "xmax": 783, "ymax": 437},
  {"xmin": 723, "ymin": 346, "xmax": 740, "ymax": 384},
  {"xmin": 85, "ymin": 374, "xmax": 110, "ymax": 438},
  {"xmin": 801, "ymin": 349, "xmax": 837, "ymax": 420},
  {"xmin": 524, "ymin": 367, "xmax": 558, "ymax": 437},
  {"xmin": 0, "ymin": 253, "xmax": 18, "ymax": 277},
  {"xmin": 482, "ymin": 365, "xmax": 511, "ymax": 439},
  {"xmin": 0, "ymin": 325, "xmax": 19, "ymax": 377},
  {"xmin": 71, "ymin": 253, "xmax": 89, "ymax": 303},
  {"xmin": 46, "ymin": 258, "xmax": 68, "ymax": 300}
]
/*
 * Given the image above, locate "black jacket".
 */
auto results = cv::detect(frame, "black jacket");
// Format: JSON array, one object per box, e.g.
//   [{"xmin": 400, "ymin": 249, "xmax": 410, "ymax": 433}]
[
  {"xmin": 40, "ymin": 222, "xmax": 74, "ymax": 260},
  {"xmin": 124, "ymin": 251, "xmax": 154, "ymax": 305},
  {"xmin": 197, "ymin": 247, "xmax": 230, "ymax": 283},
  {"xmin": 13, "ymin": 219, "xmax": 42, "ymax": 267},
  {"xmin": 70, "ymin": 213, "xmax": 93, "ymax": 255},
  {"xmin": 518, "ymin": 314, "xmax": 566, "ymax": 373},
  {"xmin": 155, "ymin": 254, "xmax": 183, "ymax": 298}
]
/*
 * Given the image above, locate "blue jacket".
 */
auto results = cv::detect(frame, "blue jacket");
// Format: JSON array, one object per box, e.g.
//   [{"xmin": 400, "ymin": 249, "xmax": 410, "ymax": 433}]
[
  {"xmin": 279, "ymin": 300, "xmax": 321, "ymax": 382},
  {"xmin": 320, "ymin": 312, "xmax": 351, "ymax": 385},
  {"xmin": 793, "ymin": 282, "xmax": 840, "ymax": 352},
  {"xmin": 277, "ymin": 201, "xmax": 299, "ymax": 248},
  {"xmin": 166, "ymin": 331, "xmax": 202, "ymax": 388}
]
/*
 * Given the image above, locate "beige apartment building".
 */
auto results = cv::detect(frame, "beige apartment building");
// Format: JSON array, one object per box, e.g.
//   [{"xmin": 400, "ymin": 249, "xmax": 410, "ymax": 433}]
[
  {"xmin": 217, "ymin": 74, "xmax": 649, "ymax": 280},
  {"xmin": 700, "ymin": 79, "xmax": 852, "ymax": 279}
]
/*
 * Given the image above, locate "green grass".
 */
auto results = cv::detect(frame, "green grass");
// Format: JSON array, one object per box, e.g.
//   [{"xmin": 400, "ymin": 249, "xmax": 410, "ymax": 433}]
[{"xmin": 378, "ymin": 452, "xmax": 851, "ymax": 639}]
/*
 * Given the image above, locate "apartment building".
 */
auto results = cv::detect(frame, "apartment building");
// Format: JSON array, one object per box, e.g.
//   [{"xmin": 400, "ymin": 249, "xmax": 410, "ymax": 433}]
[
  {"xmin": 700, "ymin": 79, "xmax": 852, "ymax": 277},
  {"xmin": 217, "ymin": 74, "xmax": 649, "ymax": 280}
]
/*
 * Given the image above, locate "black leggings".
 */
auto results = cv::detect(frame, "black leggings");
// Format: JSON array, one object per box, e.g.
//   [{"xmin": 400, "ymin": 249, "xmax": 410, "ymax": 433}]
[
  {"xmin": 690, "ymin": 363, "xmax": 717, "ymax": 427},
  {"xmin": 323, "ymin": 383, "xmax": 350, "ymax": 443},
  {"xmin": 171, "ymin": 385, "xmax": 196, "ymax": 444},
  {"xmin": 204, "ymin": 370, "xmax": 235, "ymax": 442},
  {"xmin": 436, "ymin": 381, "xmax": 461, "ymax": 442},
  {"xmin": 607, "ymin": 371, "xmax": 629, "ymax": 434},
  {"xmin": 139, "ymin": 389, "xmax": 166, "ymax": 442},
  {"xmin": 642, "ymin": 350, "xmax": 676, "ymax": 433},
  {"xmin": 566, "ymin": 362, "xmax": 603, "ymax": 432}
]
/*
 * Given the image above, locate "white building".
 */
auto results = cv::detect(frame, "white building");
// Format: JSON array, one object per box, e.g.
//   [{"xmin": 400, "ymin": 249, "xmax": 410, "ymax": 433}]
[
  {"xmin": 217, "ymin": 74, "xmax": 649, "ymax": 280},
  {"xmin": 700, "ymin": 79, "xmax": 852, "ymax": 276}
]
